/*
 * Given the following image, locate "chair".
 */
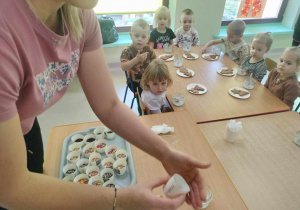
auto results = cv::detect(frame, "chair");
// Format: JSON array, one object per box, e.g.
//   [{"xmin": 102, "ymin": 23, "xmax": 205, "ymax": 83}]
[
  {"xmin": 136, "ymin": 88, "xmax": 151, "ymax": 115},
  {"xmin": 265, "ymin": 58, "xmax": 277, "ymax": 71},
  {"xmin": 123, "ymin": 71, "xmax": 137, "ymax": 109},
  {"xmin": 294, "ymin": 82, "xmax": 300, "ymax": 112}
]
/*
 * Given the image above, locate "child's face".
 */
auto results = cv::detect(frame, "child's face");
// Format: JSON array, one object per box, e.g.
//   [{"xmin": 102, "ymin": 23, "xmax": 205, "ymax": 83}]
[
  {"xmin": 250, "ymin": 39, "xmax": 268, "ymax": 60},
  {"xmin": 277, "ymin": 50, "xmax": 299, "ymax": 76},
  {"xmin": 147, "ymin": 79, "xmax": 168, "ymax": 95},
  {"xmin": 180, "ymin": 14, "xmax": 194, "ymax": 31},
  {"xmin": 226, "ymin": 29, "xmax": 242, "ymax": 44},
  {"xmin": 157, "ymin": 16, "xmax": 168, "ymax": 29},
  {"xmin": 130, "ymin": 26, "xmax": 149, "ymax": 50}
]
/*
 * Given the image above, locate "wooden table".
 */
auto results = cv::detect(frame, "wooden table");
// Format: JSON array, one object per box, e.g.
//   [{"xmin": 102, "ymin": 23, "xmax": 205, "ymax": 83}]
[
  {"xmin": 44, "ymin": 111, "xmax": 247, "ymax": 210},
  {"xmin": 198, "ymin": 111, "xmax": 300, "ymax": 210},
  {"xmin": 155, "ymin": 46, "xmax": 289, "ymax": 123}
]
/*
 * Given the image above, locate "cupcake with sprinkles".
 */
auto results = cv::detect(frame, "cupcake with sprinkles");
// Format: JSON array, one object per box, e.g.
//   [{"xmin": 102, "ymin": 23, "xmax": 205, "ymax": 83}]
[
  {"xmin": 88, "ymin": 176, "xmax": 104, "ymax": 186},
  {"xmin": 74, "ymin": 174, "xmax": 89, "ymax": 184},
  {"xmin": 105, "ymin": 145, "xmax": 117, "ymax": 158},
  {"xmin": 101, "ymin": 157, "xmax": 115, "ymax": 169},
  {"xmin": 83, "ymin": 143, "xmax": 96, "ymax": 158},
  {"xmin": 95, "ymin": 139, "xmax": 107, "ymax": 153}
]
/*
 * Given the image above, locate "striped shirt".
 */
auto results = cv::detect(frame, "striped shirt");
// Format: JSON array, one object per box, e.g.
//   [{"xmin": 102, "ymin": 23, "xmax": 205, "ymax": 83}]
[{"xmin": 241, "ymin": 56, "xmax": 267, "ymax": 82}]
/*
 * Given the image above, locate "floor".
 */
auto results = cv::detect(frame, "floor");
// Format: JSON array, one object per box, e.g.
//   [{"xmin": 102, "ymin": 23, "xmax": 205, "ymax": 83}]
[{"xmin": 38, "ymin": 48, "xmax": 300, "ymax": 154}]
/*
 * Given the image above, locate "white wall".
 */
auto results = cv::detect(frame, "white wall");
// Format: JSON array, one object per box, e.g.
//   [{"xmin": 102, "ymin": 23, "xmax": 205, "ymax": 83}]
[
  {"xmin": 170, "ymin": 0, "xmax": 226, "ymax": 45},
  {"xmin": 282, "ymin": 0, "xmax": 300, "ymax": 28}
]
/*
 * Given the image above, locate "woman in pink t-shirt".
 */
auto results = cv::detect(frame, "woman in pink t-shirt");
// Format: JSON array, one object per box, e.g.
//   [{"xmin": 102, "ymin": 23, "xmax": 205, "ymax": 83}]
[{"xmin": 0, "ymin": 1, "xmax": 211, "ymax": 209}]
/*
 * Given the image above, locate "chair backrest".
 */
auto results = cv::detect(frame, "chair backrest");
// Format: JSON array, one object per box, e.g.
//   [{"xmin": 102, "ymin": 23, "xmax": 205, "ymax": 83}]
[
  {"xmin": 136, "ymin": 88, "xmax": 151, "ymax": 115},
  {"xmin": 125, "ymin": 70, "xmax": 136, "ymax": 91},
  {"xmin": 265, "ymin": 58, "xmax": 277, "ymax": 71}
]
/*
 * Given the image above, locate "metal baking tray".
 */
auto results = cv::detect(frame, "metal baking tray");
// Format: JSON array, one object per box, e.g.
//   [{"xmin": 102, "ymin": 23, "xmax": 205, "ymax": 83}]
[{"xmin": 58, "ymin": 127, "xmax": 136, "ymax": 188}]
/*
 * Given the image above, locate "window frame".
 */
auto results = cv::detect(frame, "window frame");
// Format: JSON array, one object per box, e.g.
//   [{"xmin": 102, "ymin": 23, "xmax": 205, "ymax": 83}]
[
  {"xmin": 97, "ymin": 0, "xmax": 169, "ymax": 32},
  {"xmin": 221, "ymin": 0, "xmax": 289, "ymax": 26}
]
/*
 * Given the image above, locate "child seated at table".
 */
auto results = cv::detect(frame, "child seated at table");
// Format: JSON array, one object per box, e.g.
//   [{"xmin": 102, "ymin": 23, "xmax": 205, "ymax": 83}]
[
  {"xmin": 264, "ymin": 46, "xmax": 300, "ymax": 110},
  {"xmin": 240, "ymin": 32, "xmax": 273, "ymax": 82},
  {"xmin": 140, "ymin": 60, "xmax": 173, "ymax": 114},
  {"xmin": 120, "ymin": 19, "xmax": 156, "ymax": 95},
  {"xmin": 202, "ymin": 19, "xmax": 249, "ymax": 65},
  {"xmin": 173, "ymin": 8, "xmax": 200, "ymax": 47},
  {"xmin": 149, "ymin": 6, "xmax": 176, "ymax": 49}
]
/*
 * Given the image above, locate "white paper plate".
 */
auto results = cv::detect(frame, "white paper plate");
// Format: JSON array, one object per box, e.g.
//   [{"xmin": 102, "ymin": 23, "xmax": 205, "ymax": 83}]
[
  {"xmin": 202, "ymin": 53, "xmax": 219, "ymax": 61},
  {"xmin": 217, "ymin": 67, "xmax": 237, "ymax": 77},
  {"xmin": 229, "ymin": 87, "xmax": 250, "ymax": 99},
  {"xmin": 176, "ymin": 69, "xmax": 195, "ymax": 77},
  {"xmin": 187, "ymin": 83, "xmax": 207, "ymax": 95},
  {"xmin": 159, "ymin": 54, "xmax": 174, "ymax": 61},
  {"xmin": 183, "ymin": 52, "xmax": 199, "ymax": 60}
]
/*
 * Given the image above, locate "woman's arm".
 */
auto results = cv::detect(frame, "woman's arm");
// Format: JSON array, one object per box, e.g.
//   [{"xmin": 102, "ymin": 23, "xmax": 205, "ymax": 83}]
[{"xmin": 78, "ymin": 47, "xmax": 211, "ymax": 208}]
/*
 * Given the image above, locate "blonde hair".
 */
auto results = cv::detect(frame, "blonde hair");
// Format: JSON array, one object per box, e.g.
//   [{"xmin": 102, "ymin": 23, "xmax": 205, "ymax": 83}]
[
  {"xmin": 131, "ymin": 19, "xmax": 150, "ymax": 34},
  {"xmin": 62, "ymin": 5, "xmax": 83, "ymax": 43},
  {"xmin": 182, "ymin": 9, "xmax": 194, "ymax": 16},
  {"xmin": 140, "ymin": 60, "xmax": 173, "ymax": 90},
  {"xmin": 227, "ymin": 19, "xmax": 246, "ymax": 35},
  {"xmin": 154, "ymin": 6, "xmax": 171, "ymax": 28},
  {"xmin": 252, "ymin": 32, "xmax": 273, "ymax": 51},
  {"xmin": 27, "ymin": 1, "xmax": 83, "ymax": 43},
  {"xmin": 284, "ymin": 46, "xmax": 300, "ymax": 66}
]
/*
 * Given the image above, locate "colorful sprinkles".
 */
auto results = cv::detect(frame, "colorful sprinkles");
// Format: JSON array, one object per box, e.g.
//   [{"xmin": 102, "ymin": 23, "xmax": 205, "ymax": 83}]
[
  {"xmin": 77, "ymin": 178, "xmax": 88, "ymax": 184},
  {"xmin": 115, "ymin": 165, "xmax": 125, "ymax": 170},
  {"xmin": 89, "ymin": 171, "xmax": 98, "ymax": 177},
  {"xmin": 117, "ymin": 154, "xmax": 126, "ymax": 158},
  {"xmin": 104, "ymin": 162, "xmax": 113, "ymax": 168},
  {"xmin": 70, "ymin": 156, "xmax": 78, "ymax": 161},
  {"xmin": 91, "ymin": 158, "xmax": 100, "ymax": 162},
  {"xmin": 84, "ymin": 148, "xmax": 95, "ymax": 154},
  {"xmin": 97, "ymin": 143, "xmax": 106, "ymax": 149},
  {"xmin": 108, "ymin": 149, "xmax": 116, "ymax": 155},
  {"xmin": 92, "ymin": 180, "xmax": 103, "ymax": 186}
]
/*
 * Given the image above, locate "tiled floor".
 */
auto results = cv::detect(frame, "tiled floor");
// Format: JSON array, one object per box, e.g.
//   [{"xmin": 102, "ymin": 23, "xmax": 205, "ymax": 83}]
[{"xmin": 38, "ymin": 48, "xmax": 300, "ymax": 153}]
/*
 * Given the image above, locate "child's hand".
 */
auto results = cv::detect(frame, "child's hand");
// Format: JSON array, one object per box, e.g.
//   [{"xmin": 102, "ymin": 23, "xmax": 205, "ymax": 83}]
[
  {"xmin": 136, "ymin": 50, "xmax": 148, "ymax": 63},
  {"xmin": 202, "ymin": 46, "xmax": 207, "ymax": 54}
]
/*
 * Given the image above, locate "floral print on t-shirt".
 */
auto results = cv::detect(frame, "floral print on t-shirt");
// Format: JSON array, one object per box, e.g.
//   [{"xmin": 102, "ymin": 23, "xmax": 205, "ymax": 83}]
[{"xmin": 35, "ymin": 49, "xmax": 80, "ymax": 105}]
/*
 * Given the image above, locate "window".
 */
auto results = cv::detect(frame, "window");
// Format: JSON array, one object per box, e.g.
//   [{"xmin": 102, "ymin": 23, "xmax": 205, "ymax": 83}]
[
  {"xmin": 94, "ymin": 0, "xmax": 167, "ymax": 32},
  {"xmin": 222, "ymin": 0, "xmax": 288, "ymax": 25}
]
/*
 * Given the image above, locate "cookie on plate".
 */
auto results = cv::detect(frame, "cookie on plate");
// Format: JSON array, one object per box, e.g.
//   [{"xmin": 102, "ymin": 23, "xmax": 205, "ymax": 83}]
[
  {"xmin": 160, "ymin": 54, "xmax": 172, "ymax": 60},
  {"xmin": 179, "ymin": 67, "xmax": 189, "ymax": 73},
  {"xmin": 184, "ymin": 52, "xmax": 195, "ymax": 59},
  {"xmin": 194, "ymin": 85, "xmax": 204, "ymax": 91}
]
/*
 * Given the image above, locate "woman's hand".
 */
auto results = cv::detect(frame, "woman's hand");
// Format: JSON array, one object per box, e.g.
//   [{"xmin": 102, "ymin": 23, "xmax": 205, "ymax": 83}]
[
  {"xmin": 161, "ymin": 150, "xmax": 211, "ymax": 209},
  {"xmin": 119, "ymin": 177, "xmax": 186, "ymax": 210}
]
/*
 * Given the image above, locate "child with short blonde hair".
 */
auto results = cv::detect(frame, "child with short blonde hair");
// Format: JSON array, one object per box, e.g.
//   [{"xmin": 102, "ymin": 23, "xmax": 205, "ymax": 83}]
[
  {"xmin": 121, "ymin": 19, "xmax": 156, "ymax": 94},
  {"xmin": 149, "ymin": 6, "xmax": 176, "ymax": 49},
  {"xmin": 140, "ymin": 60, "xmax": 173, "ymax": 114},
  {"xmin": 240, "ymin": 32, "xmax": 273, "ymax": 82},
  {"xmin": 202, "ymin": 19, "xmax": 249, "ymax": 64},
  {"xmin": 174, "ymin": 8, "xmax": 200, "ymax": 47},
  {"xmin": 264, "ymin": 46, "xmax": 300, "ymax": 110}
]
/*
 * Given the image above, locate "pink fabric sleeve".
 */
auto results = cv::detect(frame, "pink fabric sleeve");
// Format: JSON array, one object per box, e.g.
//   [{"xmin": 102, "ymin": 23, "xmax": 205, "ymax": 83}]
[
  {"xmin": 82, "ymin": 10, "xmax": 102, "ymax": 52},
  {"xmin": 0, "ymin": 16, "xmax": 21, "ymax": 122}
]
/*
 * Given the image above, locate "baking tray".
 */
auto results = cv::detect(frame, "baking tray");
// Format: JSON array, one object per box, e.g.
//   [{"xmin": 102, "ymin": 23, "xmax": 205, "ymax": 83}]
[{"xmin": 58, "ymin": 127, "xmax": 136, "ymax": 188}]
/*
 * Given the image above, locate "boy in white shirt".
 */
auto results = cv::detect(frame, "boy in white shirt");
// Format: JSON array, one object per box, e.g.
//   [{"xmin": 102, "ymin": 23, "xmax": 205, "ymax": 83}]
[
  {"xmin": 202, "ymin": 19, "xmax": 249, "ymax": 65},
  {"xmin": 174, "ymin": 9, "xmax": 200, "ymax": 47}
]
